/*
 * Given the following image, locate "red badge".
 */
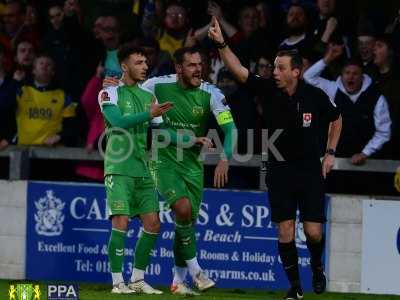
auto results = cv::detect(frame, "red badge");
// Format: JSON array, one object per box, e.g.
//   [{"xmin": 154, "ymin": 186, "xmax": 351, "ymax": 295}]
[
  {"xmin": 100, "ymin": 91, "xmax": 110, "ymax": 102},
  {"xmin": 303, "ymin": 113, "xmax": 312, "ymax": 127}
]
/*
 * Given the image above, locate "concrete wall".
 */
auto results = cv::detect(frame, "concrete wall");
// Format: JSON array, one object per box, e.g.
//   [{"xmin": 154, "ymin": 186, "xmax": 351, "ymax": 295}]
[
  {"xmin": 327, "ymin": 195, "xmax": 364, "ymax": 293},
  {"xmin": 0, "ymin": 180, "xmax": 27, "ymax": 279}
]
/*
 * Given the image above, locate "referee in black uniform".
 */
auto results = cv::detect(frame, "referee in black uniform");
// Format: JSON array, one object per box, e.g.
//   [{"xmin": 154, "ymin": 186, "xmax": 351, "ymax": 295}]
[{"xmin": 209, "ymin": 17, "xmax": 342, "ymax": 300}]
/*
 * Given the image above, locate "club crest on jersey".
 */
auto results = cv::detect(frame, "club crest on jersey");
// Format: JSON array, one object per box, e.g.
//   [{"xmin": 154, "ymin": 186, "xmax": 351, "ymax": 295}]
[
  {"xmin": 100, "ymin": 91, "xmax": 110, "ymax": 102},
  {"xmin": 303, "ymin": 113, "xmax": 312, "ymax": 127},
  {"xmin": 192, "ymin": 106, "xmax": 204, "ymax": 116}
]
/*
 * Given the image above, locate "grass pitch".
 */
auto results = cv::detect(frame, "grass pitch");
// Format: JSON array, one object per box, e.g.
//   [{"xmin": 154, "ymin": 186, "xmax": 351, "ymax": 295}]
[{"xmin": 1, "ymin": 280, "xmax": 400, "ymax": 300}]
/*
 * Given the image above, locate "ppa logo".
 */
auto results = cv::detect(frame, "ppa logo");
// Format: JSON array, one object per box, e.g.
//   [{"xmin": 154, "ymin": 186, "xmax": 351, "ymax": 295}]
[{"xmin": 48, "ymin": 284, "xmax": 79, "ymax": 300}]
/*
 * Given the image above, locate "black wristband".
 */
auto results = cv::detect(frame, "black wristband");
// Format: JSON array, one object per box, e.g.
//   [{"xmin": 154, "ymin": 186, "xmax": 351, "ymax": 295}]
[
  {"xmin": 326, "ymin": 148, "xmax": 336, "ymax": 156},
  {"xmin": 215, "ymin": 41, "xmax": 227, "ymax": 49}
]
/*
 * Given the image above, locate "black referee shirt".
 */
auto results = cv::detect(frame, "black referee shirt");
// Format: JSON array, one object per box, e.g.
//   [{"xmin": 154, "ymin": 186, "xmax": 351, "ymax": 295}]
[{"xmin": 246, "ymin": 73, "xmax": 340, "ymax": 163}]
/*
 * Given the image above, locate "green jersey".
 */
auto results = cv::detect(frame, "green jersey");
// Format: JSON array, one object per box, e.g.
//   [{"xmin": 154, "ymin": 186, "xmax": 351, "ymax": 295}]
[
  {"xmin": 142, "ymin": 74, "xmax": 232, "ymax": 173},
  {"xmin": 98, "ymin": 84, "xmax": 163, "ymax": 177}
]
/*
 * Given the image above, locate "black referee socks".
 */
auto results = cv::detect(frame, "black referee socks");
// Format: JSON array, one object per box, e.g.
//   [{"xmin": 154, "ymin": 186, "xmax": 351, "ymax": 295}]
[
  {"xmin": 278, "ymin": 241, "xmax": 300, "ymax": 288},
  {"xmin": 306, "ymin": 235, "xmax": 325, "ymax": 270}
]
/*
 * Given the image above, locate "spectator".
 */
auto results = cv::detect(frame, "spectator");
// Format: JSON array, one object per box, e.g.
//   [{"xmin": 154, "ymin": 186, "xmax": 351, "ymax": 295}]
[
  {"xmin": 356, "ymin": 19, "xmax": 379, "ymax": 79},
  {"xmin": 99, "ymin": 15, "xmax": 123, "ymax": 78},
  {"xmin": 143, "ymin": 2, "xmax": 190, "ymax": 59},
  {"xmin": 373, "ymin": 35, "xmax": 400, "ymax": 158},
  {"xmin": 43, "ymin": 2, "xmax": 85, "ymax": 99},
  {"xmin": 0, "ymin": 44, "xmax": 17, "ymax": 150},
  {"xmin": 13, "ymin": 39, "xmax": 35, "ymax": 82},
  {"xmin": 255, "ymin": 55, "xmax": 273, "ymax": 79},
  {"xmin": 132, "ymin": 37, "xmax": 174, "ymax": 77},
  {"xmin": 312, "ymin": 0, "xmax": 349, "ymax": 57},
  {"xmin": 304, "ymin": 44, "xmax": 391, "ymax": 164},
  {"xmin": 0, "ymin": 0, "xmax": 39, "ymax": 72},
  {"xmin": 75, "ymin": 63, "xmax": 104, "ymax": 181},
  {"xmin": 279, "ymin": 4, "xmax": 312, "ymax": 53},
  {"xmin": 16, "ymin": 54, "xmax": 77, "ymax": 146}
]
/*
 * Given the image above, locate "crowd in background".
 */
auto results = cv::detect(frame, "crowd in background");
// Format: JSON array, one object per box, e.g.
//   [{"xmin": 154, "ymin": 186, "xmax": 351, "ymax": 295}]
[{"xmin": 0, "ymin": 0, "xmax": 399, "ymax": 188}]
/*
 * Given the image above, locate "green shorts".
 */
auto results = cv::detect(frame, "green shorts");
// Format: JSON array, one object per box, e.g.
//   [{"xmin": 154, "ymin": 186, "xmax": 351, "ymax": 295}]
[
  {"xmin": 105, "ymin": 174, "xmax": 159, "ymax": 218},
  {"xmin": 155, "ymin": 165, "xmax": 203, "ymax": 220}
]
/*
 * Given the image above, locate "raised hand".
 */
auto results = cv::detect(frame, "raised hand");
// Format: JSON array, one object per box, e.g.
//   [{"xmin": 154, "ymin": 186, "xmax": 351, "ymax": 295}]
[
  {"xmin": 208, "ymin": 16, "xmax": 224, "ymax": 44},
  {"xmin": 324, "ymin": 43, "xmax": 344, "ymax": 64}
]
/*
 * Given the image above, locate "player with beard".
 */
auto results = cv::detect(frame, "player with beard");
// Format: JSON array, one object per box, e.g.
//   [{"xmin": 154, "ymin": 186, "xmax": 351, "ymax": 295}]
[
  {"xmin": 279, "ymin": 3, "xmax": 312, "ymax": 53},
  {"xmin": 142, "ymin": 47, "xmax": 237, "ymax": 295}
]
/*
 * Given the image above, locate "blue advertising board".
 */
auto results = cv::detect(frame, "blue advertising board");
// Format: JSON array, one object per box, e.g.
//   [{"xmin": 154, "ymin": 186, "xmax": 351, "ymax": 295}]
[{"xmin": 26, "ymin": 181, "xmax": 327, "ymax": 290}]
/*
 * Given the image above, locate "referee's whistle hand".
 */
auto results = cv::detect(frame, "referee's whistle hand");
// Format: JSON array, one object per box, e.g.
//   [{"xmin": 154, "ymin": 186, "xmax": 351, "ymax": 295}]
[{"xmin": 322, "ymin": 154, "xmax": 335, "ymax": 179}]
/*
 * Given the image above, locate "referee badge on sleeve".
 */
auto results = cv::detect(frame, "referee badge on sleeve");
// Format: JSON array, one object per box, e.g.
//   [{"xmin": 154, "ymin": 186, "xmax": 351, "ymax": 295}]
[{"xmin": 303, "ymin": 113, "xmax": 312, "ymax": 127}]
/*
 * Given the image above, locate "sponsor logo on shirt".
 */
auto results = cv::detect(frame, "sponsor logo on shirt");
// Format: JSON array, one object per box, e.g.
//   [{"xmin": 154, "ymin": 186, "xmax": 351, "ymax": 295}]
[{"xmin": 303, "ymin": 113, "xmax": 312, "ymax": 127}]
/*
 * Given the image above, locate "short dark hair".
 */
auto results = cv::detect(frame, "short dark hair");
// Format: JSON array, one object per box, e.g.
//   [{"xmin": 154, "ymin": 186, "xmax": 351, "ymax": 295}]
[
  {"xmin": 117, "ymin": 43, "xmax": 146, "ymax": 64},
  {"xmin": 173, "ymin": 47, "xmax": 201, "ymax": 64},
  {"xmin": 343, "ymin": 57, "xmax": 364, "ymax": 71},
  {"xmin": 276, "ymin": 50, "xmax": 303, "ymax": 70}
]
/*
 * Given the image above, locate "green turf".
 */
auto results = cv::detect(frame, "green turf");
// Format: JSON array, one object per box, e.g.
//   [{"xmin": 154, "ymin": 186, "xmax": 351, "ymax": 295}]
[{"xmin": 1, "ymin": 280, "xmax": 399, "ymax": 300}]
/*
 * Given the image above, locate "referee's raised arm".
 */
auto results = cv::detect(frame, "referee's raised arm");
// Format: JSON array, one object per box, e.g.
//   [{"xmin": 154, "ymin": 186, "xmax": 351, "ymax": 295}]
[{"xmin": 208, "ymin": 16, "xmax": 249, "ymax": 84}]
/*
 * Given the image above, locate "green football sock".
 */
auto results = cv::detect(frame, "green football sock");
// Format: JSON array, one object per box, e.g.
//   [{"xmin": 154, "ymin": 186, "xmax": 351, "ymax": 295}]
[
  {"xmin": 108, "ymin": 228, "xmax": 126, "ymax": 273},
  {"xmin": 173, "ymin": 233, "xmax": 187, "ymax": 267},
  {"xmin": 175, "ymin": 221, "xmax": 196, "ymax": 261},
  {"xmin": 134, "ymin": 230, "xmax": 158, "ymax": 270}
]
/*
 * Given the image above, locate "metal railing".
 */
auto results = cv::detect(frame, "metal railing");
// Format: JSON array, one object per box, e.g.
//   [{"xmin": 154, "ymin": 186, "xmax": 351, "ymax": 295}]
[{"xmin": 1, "ymin": 146, "xmax": 399, "ymax": 190}]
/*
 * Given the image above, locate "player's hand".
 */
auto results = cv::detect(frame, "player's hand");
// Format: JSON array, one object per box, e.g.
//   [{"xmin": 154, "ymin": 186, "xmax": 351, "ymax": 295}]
[
  {"xmin": 324, "ymin": 43, "xmax": 344, "ymax": 64},
  {"xmin": 195, "ymin": 137, "xmax": 214, "ymax": 149},
  {"xmin": 103, "ymin": 76, "xmax": 120, "ymax": 88},
  {"xmin": 43, "ymin": 134, "xmax": 61, "ymax": 146},
  {"xmin": 150, "ymin": 101, "xmax": 173, "ymax": 117},
  {"xmin": 322, "ymin": 154, "xmax": 335, "ymax": 179},
  {"xmin": 0, "ymin": 139, "xmax": 9, "ymax": 151},
  {"xmin": 214, "ymin": 159, "xmax": 229, "ymax": 188},
  {"xmin": 208, "ymin": 16, "xmax": 224, "ymax": 44},
  {"xmin": 351, "ymin": 153, "xmax": 368, "ymax": 165}
]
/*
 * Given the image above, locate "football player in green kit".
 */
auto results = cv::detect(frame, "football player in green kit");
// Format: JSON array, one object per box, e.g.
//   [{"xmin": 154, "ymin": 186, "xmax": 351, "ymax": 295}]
[
  {"xmin": 142, "ymin": 47, "xmax": 237, "ymax": 296},
  {"xmin": 98, "ymin": 43, "xmax": 173, "ymax": 295}
]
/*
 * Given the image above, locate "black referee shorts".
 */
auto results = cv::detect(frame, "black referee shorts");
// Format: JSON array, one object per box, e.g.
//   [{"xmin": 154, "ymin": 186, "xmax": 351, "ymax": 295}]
[{"xmin": 265, "ymin": 160, "xmax": 327, "ymax": 224}]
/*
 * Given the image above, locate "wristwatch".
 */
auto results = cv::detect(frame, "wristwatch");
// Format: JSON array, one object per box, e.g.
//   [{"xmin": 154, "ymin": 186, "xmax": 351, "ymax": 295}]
[{"xmin": 326, "ymin": 148, "xmax": 336, "ymax": 156}]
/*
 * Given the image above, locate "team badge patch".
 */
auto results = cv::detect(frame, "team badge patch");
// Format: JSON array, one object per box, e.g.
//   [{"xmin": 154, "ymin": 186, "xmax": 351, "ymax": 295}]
[
  {"xmin": 303, "ymin": 113, "xmax": 312, "ymax": 127},
  {"xmin": 100, "ymin": 91, "xmax": 110, "ymax": 102}
]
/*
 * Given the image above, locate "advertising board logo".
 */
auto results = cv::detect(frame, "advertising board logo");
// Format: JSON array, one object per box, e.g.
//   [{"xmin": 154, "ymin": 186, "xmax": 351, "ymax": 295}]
[
  {"xmin": 48, "ymin": 284, "xmax": 79, "ymax": 300},
  {"xmin": 8, "ymin": 283, "xmax": 41, "ymax": 300},
  {"xmin": 35, "ymin": 190, "xmax": 65, "ymax": 236}
]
